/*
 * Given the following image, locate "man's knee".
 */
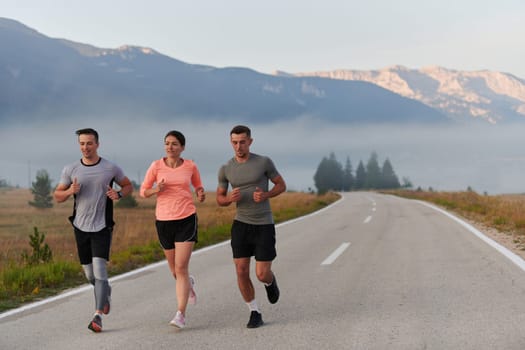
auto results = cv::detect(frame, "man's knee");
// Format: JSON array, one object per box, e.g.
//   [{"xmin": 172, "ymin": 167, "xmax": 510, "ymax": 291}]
[
  {"xmin": 235, "ymin": 260, "xmax": 250, "ymax": 278},
  {"xmin": 92, "ymin": 257, "xmax": 108, "ymax": 280},
  {"xmin": 255, "ymin": 265, "xmax": 272, "ymax": 282}
]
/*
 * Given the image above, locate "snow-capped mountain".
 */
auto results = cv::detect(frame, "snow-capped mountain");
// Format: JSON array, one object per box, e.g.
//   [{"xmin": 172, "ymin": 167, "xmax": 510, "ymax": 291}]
[{"xmin": 284, "ymin": 66, "xmax": 525, "ymax": 124}]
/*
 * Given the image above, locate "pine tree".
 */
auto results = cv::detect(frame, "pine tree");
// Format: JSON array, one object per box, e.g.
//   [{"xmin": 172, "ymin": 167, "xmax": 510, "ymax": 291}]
[
  {"xmin": 313, "ymin": 152, "xmax": 344, "ymax": 194},
  {"xmin": 327, "ymin": 152, "xmax": 343, "ymax": 191},
  {"xmin": 21, "ymin": 227, "xmax": 53, "ymax": 266},
  {"xmin": 28, "ymin": 169, "xmax": 53, "ymax": 208},
  {"xmin": 342, "ymin": 156, "xmax": 354, "ymax": 191},
  {"xmin": 314, "ymin": 157, "xmax": 330, "ymax": 194},
  {"xmin": 365, "ymin": 152, "xmax": 382, "ymax": 189},
  {"xmin": 354, "ymin": 161, "xmax": 366, "ymax": 190},
  {"xmin": 381, "ymin": 158, "xmax": 401, "ymax": 189}
]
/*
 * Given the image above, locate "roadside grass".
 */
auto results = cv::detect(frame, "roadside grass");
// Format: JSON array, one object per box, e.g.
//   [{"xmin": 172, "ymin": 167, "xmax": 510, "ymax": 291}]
[
  {"xmin": 0, "ymin": 188, "xmax": 339, "ymax": 311},
  {"xmin": 0, "ymin": 260, "xmax": 85, "ymax": 310}
]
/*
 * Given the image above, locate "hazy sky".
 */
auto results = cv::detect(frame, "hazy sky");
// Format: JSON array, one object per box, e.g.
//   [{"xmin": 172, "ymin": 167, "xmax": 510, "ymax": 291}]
[
  {"xmin": 2, "ymin": 0, "xmax": 524, "ymax": 78},
  {"xmin": 2, "ymin": 1, "xmax": 525, "ymax": 194}
]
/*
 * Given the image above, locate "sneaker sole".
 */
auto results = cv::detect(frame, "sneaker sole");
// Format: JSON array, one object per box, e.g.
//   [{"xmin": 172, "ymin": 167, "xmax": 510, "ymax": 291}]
[
  {"xmin": 247, "ymin": 322, "xmax": 263, "ymax": 329},
  {"xmin": 169, "ymin": 321, "xmax": 185, "ymax": 329},
  {"xmin": 88, "ymin": 322, "xmax": 102, "ymax": 333}
]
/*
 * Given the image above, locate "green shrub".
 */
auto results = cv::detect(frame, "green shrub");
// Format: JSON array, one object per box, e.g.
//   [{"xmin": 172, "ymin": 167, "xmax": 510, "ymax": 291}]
[{"xmin": 21, "ymin": 227, "xmax": 52, "ymax": 266}]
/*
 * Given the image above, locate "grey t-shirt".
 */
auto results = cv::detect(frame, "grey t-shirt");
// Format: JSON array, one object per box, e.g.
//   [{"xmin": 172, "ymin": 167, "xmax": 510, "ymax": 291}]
[
  {"xmin": 218, "ymin": 153, "xmax": 280, "ymax": 225},
  {"xmin": 59, "ymin": 157, "xmax": 126, "ymax": 232}
]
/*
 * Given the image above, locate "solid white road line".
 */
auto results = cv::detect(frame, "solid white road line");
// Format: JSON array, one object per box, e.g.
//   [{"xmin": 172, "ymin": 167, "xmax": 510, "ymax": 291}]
[
  {"xmin": 418, "ymin": 200, "xmax": 525, "ymax": 272},
  {"xmin": 321, "ymin": 242, "xmax": 351, "ymax": 265}
]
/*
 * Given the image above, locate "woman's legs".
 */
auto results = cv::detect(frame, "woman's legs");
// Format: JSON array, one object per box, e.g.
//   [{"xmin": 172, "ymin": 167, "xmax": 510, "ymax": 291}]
[{"xmin": 164, "ymin": 241, "xmax": 194, "ymax": 315}]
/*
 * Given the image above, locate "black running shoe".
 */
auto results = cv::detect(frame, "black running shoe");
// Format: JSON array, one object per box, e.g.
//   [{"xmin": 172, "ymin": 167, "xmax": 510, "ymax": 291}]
[
  {"xmin": 265, "ymin": 274, "xmax": 280, "ymax": 304},
  {"xmin": 246, "ymin": 311, "xmax": 263, "ymax": 328},
  {"xmin": 88, "ymin": 314, "xmax": 102, "ymax": 333}
]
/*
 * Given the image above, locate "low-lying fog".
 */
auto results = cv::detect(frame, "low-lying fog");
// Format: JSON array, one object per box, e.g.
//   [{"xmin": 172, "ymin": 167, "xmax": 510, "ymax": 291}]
[{"xmin": 1, "ymin": 118, "xmax": 524, "ymax": 195}]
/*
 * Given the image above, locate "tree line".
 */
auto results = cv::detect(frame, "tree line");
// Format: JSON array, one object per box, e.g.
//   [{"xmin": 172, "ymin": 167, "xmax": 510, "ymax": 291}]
[
  {"xmin": 22, "ymin": 152, "xmax": 411, "ymax": 208},
  {"xmin": 313, "ymin": 151, "xmax": 412, "ymax": 194}
]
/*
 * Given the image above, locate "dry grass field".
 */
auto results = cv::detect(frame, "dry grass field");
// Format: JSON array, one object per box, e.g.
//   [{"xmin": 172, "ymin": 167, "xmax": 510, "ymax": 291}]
[
  {"xmin": 0, "ymin": 188, "xmax": 339, "ymax": 270},
  {"xmin": 3, "ymin": 187, "xmax": 525, "ymax": 311},
  {"xmin": 4, "ymin": 188, "xmax": 525, "ymax": 267}
]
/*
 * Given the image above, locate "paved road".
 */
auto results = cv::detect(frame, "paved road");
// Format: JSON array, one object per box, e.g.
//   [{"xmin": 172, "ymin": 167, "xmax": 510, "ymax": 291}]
[{"xmin": 2, "ymin": 192, "xmax": 525, "ymax": 349}]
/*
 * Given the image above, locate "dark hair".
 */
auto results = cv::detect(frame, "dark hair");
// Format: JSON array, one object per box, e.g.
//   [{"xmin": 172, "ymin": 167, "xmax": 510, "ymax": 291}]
[
  {"xmin": 164, "ymin": 130, "xmax": 186, "ymax": 146},
  {"xmin": 230, "ymin": 125, "xmax": 251, "ymax": 137},
  {"xmin": 76, "ymin": 128, "xmax": 99, "ymax": 143}
]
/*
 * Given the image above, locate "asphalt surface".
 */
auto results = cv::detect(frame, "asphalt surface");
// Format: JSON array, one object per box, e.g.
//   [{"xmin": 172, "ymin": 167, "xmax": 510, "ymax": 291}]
[{"xmin": 2, "ymin": 192, "xmax": 525, "ymax": 349}]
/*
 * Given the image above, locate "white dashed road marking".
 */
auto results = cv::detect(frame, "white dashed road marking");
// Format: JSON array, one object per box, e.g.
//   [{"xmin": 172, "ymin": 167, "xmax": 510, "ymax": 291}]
[{"xmin": 321, "ymin": 242, "xmax": 351, "ymax": 265}]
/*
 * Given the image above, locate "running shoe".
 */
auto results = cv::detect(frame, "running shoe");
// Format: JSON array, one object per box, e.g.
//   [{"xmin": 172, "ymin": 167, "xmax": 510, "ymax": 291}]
[
  {"xmin": 103, "ymin": 285, "xmax": 111, "ymax": 315},
  {"xmin": 88, "ymin": 314, "xmax": 102, "ymax": 333},
  {"xmin": 188, "ymin": 275, "xmax": 197, "ymax": 305},
  {"xmin": 264, "ymin": 274, "xmax": 280, "ymax": 304},
  {"xmin": 246, "ymin": 311, "xmax": 263, "ymax": 328},
  {"xmin": 169, "ymin": 311, "xmax": 186, "ymax": 329}
]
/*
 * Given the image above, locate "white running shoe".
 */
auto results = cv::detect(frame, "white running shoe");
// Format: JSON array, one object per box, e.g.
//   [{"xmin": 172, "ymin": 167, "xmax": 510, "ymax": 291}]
[
  {"xmin": 188, "ymin": 275, "xmax": 197, "ymax": 305},
  {"xmin": 169, "ymin": 311, "xmax": 185, "ymax": 329}
]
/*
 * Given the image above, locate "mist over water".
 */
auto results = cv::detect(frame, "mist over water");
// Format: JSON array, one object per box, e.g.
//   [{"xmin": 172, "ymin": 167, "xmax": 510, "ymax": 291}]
[{"xmin": 1, "ymin": 118, "xmax": 524, "ymax": 194}]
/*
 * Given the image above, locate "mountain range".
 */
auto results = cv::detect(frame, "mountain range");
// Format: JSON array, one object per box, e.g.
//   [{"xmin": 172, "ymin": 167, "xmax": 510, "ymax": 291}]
[
  {"xmin": 281, "ymin": 66, "xmax": 525, "ymax": 124},
  {"xmin": 1, "ymin": 17, "xmax": 523, "ymax": 125}
]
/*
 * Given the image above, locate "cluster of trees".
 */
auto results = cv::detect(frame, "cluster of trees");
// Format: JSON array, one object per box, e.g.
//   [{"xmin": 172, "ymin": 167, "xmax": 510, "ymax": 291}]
[{"xmin": 313, "ymin": 151, "xmax": 412, "ymax": 194}]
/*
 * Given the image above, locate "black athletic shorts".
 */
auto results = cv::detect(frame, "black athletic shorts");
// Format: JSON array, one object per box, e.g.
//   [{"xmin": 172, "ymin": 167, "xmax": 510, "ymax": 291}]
[
  {"xmin": 230, "ymin": 220, "xmax": 276, "ymax": 261},
  {"xmin": 73, "ymin": 226, "xmax": 113, "ymax": 265},
  {"xmin": 155, "ymin": 213, "xmax": 198, "ymax": 249}
]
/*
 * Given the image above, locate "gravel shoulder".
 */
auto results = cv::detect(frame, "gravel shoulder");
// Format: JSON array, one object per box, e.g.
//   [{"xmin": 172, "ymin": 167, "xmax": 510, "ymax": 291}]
[{"xmin": 464, "ymin": 217, "xmax": 525, "ymax": 261}]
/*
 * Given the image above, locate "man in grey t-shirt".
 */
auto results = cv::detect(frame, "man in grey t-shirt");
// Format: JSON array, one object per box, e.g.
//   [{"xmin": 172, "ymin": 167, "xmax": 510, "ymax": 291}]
[
  {"xmin": 54, "ymin": 128, "xmax": 132, "ymax": 333},
  {"xmin": 216, "ymin": 125, "xmax": 286, "ymax": 329}
]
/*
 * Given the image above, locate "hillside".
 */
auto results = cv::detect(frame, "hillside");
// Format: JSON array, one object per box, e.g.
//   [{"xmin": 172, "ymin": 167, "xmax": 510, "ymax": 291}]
[{"xmin": 0, "ymin": 17, "xmax": 446, "ymax": 125}]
